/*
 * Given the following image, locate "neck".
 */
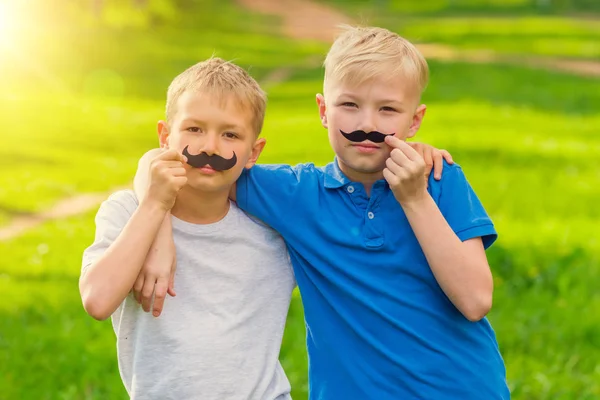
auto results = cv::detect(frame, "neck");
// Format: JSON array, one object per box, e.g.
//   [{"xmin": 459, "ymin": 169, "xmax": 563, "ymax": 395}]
[
  {"xmin": 171, "ymin": 186, "xmax": 231, "ymax": 224},
  {"xmin": 336, "ymin": 159, "xmax": 383, "ymax": 196}
]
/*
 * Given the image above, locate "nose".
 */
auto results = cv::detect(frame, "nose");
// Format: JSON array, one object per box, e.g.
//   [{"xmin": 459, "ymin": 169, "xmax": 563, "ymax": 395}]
[
  {"xmin": 357, "ymin": 109, "xmax": 377, "ymax": 133},
  {"xmin": 200, "ymin": 132, "xmax": 219, "ymax": 155}
]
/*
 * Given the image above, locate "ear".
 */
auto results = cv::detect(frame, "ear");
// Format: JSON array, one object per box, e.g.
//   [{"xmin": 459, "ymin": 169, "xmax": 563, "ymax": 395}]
[
  {"xmin": 245, "ymin": 137, "xmax": 267, "ymax": 169},
  {"xmin": 407, "ymin": 104, "xmax": 426, "ymax": 139},
  {"xmin": 316, "ymin": 94, "xmax": 328, "ymax": 129},
  {"xmin": 157, "ymin": 120, "xmax": 170, "ymax": 148}
]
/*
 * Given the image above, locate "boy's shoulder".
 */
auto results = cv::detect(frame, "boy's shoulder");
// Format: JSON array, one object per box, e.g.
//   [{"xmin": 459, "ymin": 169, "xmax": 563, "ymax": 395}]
[
  {"xmin": 246, "ymin": 162, "xmax": 325, "ymax": 186},
  {"xmin": 251, "ymin": 162, "xmax": 322, "ymax": 175},
  {"xmin": 106, "ymin": 189, "xmax": 138, "ymax": 204},
  {"xmin": 99, "ymin": 189, "xmax": 138, "ymax": 217},
  {"xmin": 427, "ymin": 160, "xmax": 467, "ymax": 196}
]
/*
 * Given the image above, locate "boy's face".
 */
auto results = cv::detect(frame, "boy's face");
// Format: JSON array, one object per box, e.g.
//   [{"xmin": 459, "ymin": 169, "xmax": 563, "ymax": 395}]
[
  {"xmin": 158, "ymin": 91, "xmax": 264, "ymax": 193},
  {"xmin": 317, "ymin": 75, "xmax": 426, "ymax": 181}
]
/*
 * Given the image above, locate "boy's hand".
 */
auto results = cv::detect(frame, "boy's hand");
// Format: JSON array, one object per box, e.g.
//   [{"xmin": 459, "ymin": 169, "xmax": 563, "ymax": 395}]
[
  {"xmin": 406, "ymin": 142, "xmax": 453, "ymax": 180},
  {"xmin": 145, "ymin": 149, "xmax": 188, "ymax": 211},
  {"xmin": 383, "ymin": 136, "xmax": 429, "ymax": 206},
  {"xmin": 133, "ymin": 232, "xmax": 177, "ymax": 317}
]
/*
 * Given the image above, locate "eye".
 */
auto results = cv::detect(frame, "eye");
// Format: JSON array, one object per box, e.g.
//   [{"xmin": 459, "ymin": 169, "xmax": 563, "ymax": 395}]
[
  {"xmin": 341, "ymin": 102, "xmax": 358, "ymax": 108},
  {"xmin": 224, "ymin": 132, "xmax": 238, "ymax": 139},
  {"xmin": 381, "ymin": 106, "xmax": 397, "ymax": 112},
  {"xmin": 187, "ymin": 127, "xmax": 201, "ymax": 133}
]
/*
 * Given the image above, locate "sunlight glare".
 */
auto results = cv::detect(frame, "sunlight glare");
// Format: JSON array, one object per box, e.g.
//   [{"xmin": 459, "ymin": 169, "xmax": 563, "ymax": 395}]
[{"xmin": 0, "ymin": 2, "xmax": 17, "ymax": 49}]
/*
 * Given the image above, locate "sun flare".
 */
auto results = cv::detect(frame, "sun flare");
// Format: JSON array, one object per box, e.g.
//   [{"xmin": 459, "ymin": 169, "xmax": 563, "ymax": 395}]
[{"xmin": 0, "ymin": 2, "xmax": 20, "ymax": 49}]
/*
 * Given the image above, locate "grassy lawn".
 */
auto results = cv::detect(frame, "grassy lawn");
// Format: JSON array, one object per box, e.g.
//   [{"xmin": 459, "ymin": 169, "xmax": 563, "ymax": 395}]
[
  {"xmin": 323, "ymin": 0, "xmax": 600, "ymax": 59},
  {"xmin": 395, "ymin": 15, "xmax": 600, "ymax": 59},
  {"xmin": 1, "ymin": 1, "xmax": 599, "ymax": 399}
]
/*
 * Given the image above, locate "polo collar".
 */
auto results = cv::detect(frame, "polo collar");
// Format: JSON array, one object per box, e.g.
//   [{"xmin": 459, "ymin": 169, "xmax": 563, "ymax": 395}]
[
  {"xmin": 322, "ymin": 158, "xmax": 391, "ymax": 192},
  {"xmin": 323, "ymin": 158, "xmax": 350, "ymax": 189}
]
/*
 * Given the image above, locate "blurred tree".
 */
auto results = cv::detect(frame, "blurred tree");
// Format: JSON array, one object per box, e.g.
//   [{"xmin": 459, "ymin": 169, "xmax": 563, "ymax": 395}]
[
  {"xmin": 91, "ymin": 0, "xmax": 149, "ymax": 17},
  {"xmin": 88, "ymin": 0, "xmax": 178, "ymax": 28}
]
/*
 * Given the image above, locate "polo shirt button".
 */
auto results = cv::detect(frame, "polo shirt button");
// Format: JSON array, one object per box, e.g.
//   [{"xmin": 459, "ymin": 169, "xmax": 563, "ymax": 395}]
[
  {"xmin": 347, "ymin": 185, "xmax": 355, "ymax": 193},
  {"xmin": 367, "ymin": 211, "xmax": 374, "ymax": 219}
]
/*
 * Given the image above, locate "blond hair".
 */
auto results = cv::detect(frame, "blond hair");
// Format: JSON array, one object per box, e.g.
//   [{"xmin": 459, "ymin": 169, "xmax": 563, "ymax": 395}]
[
  {"xmin": 165, "ymin": 57, "xmax": 266, "ymax": 135},
  {"xmin": 323, "ymin": 25, "xmax": 429, "ymax": 97}
]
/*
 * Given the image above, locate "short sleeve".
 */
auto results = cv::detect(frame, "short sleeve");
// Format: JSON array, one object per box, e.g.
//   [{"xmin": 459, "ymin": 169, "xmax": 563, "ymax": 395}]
[
  {"xmin": 81, "ymin": 190, "xmax": 138, "ymax": 275},
  {"xmin": 435, "ymin": 163, "xmax": 497, "ymax": 249},
  {"xmin": 236, "ymin": 163, "xmax": 311, "ymax": 231}
]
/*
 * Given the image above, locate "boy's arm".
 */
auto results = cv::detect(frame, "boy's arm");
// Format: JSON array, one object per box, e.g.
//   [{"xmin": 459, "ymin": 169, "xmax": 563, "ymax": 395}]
[
  {"xmin": 383, "ymin": 136, "xmax": 494, "ymax": 322},
  {"xmin": 132, "ymin": 148, "xmax": 178, "ymax": 315},
  {"xmin": 130, "ymin": 143, "xmax": 452, "ymax": 316},
  {"xmin": 80, "ymin": 150, "xmax": 186, "ymax": 320},
  {"xmin": 80, "ymin": 199, "xmax": 169, "ymax": 320},
  {"xmin": 407, "ymin": 142, "xmax": 454, "ymax": 180}
]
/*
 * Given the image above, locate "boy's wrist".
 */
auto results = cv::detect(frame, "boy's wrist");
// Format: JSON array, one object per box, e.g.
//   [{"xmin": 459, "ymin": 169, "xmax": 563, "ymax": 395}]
[
  {"xmin": 139, "ymin": 196, "xmax": 171, "ymax": 217},
  {"xmin": 398, "ymin": 190, "xmax": 433, "ymax": 214}
]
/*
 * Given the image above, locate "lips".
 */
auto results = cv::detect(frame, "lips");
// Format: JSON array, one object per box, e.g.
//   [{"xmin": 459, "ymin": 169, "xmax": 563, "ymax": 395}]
[
  {"xmin": 197, "ymin": 165, "xmax": 217, "ymax": 174},
  {"xmin": 352, "ymin": 143, "xmax": 380, "ymax": 153}
]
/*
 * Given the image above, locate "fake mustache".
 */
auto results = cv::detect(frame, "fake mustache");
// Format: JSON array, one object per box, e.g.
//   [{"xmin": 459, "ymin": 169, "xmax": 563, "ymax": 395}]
[
  {"xmin": 182, "ymin": 145, "xmax": 237, "ymax": 171},
  {"xmin": 339, "ymin": 129, "xmax": 395, "ymax": 143}
]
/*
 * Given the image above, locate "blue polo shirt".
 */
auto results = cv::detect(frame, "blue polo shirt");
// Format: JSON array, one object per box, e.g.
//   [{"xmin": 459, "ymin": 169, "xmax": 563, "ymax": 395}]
[{"xmin": 237, "ymin": 159, "xmax": 510, "ymax": 400}]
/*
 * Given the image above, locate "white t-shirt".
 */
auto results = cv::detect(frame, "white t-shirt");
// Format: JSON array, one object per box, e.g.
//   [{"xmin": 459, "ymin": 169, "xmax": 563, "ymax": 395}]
[{"xmin": 82, "ymin": 190, "xmax": 296, "ymax": 400}]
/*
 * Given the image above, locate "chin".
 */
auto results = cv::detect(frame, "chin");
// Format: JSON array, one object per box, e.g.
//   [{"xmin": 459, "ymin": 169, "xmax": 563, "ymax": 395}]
[
  {"xmin": 347, "ymin": 160, "xmax": 386, "ymax": 175},
  {"xmin": 185, "ymin": 177, "xmax": 222, "ymax": 192}
]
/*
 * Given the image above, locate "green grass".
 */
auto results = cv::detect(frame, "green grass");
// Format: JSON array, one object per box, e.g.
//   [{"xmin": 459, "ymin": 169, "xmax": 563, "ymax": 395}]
[
  {"xmin": 393, "ymin": 15, "xmax": 600, "ymax": 60},
  {"xmin": 1, "ymin": 1, "xmax": 600, "ymax": 399},
  {"xmin": 323, "ymin": 1, "xmax": 600, "ymax": 59},
  {"xmin": 0, "ymin": 212, "xmax": 309, "ymax": 399},
  {"xmin": 320, "ymin": 0, "xmax": 600, "ymax": 15}
]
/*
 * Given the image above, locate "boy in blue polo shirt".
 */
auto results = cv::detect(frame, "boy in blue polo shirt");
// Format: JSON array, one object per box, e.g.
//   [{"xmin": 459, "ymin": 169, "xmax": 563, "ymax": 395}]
[{"xmin": 133, "ymin": 26, "xmax": 509, "ymax": 399}]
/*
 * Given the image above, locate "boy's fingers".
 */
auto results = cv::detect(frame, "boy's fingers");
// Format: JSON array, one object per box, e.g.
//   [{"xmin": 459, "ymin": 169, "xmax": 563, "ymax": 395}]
[
  {"xmin": 157, "ymin": 149, "xmax": 184, "ymax": 162},
  {"xmin": 152, "ymin": 278, "xmax": 169, "ymax": 317},
  {"xmin": 388, "ymin": 137, "xmax": 421, "ymax": 161},
  {"xmin": 153, "ymin": 161, "xmax": 185, "ymax": 170},
  {"xmin": 384, "ymin": 135, "xmax": 402, "ymax": 149},
  {"xmin": 385, "ymin": 157, "xmax": 403, "ymax": 177},
  {"xmin": 133, "ymin": 274, "xmax": 145, "ymax": 304},
  {"xmin": 399, "ymin": 141, "xmax": 422, "ymax": 161},
  {"xmin": 423, "ymin": 149, "xmax": 434, "ymax": 180},
  {"xmin": 140, "ymin": 279, "xmax": 156, "ymax": 312},
  {"xmin": 441, "ymin": 150, "xmax": 454, "ymax": 164},
  {"xmin": 167, "ymin": 255, "xmax": 177, "ymax": 297},
  {"xmin": 389, "ymin": 148, "xmax": 410, "ymax": 167},
  {"xmin": 382, "ymin": 167, "xmax": 399, "ymax": 187},
  {"xmin": 433, "ymin": 152, "xmax": 444, "ymax": 180},
  {"xmin": 172, "ymin": 167, "xmax": 187, "ymax": 177}
]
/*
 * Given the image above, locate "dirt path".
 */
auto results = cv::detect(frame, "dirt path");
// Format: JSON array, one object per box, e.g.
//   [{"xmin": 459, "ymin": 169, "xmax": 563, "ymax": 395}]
[
  {"xmin": 238, "ymin": 0, "xmax": 600, "ymax": 78},
  {"xmin": 0, "ymin": 186, "xmax": 129, "ymax": 241},
  {"xmin": 416, "ymin": 43, "xmax": 600, "ymax": 77},
  {"xmin": 238, "ymin": 0, "xmax": 352, "ymax": 42}
]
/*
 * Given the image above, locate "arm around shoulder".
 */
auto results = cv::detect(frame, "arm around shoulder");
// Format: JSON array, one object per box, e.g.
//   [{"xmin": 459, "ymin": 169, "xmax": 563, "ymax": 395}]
[
  {"xmin": 236, "ymin": 163, "xmax": 312, "ymax": 225},
  {"xmin": 79, "ymin": 194, "xmax": 168, "ymax": 320}
]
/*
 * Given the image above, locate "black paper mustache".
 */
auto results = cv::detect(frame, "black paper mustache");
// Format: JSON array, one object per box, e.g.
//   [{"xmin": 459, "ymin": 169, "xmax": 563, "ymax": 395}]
[
  {"xmin": 182, "ymin": 145, "xmax": 237, "ymax": 171},
  {"xmin": 339, "ymin": 129, "xmax": 395, "ymax": 143}
]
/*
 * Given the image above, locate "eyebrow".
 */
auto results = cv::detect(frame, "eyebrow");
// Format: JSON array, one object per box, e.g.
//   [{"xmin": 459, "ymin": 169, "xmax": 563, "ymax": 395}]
[
  {"xmin": 337, "ymin": 94, "xmax": 405, "ymax": 106},
  {"xmin": 337, "ymin": 93, "xmax": 359, "ymax": 100},
  {"xmin": 379, "ymin": 99, "xmax": 404, "ymax": 105},
  {"xmin": 181, "ymin": 118, "xmax": 244, "ymax": 131}
]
